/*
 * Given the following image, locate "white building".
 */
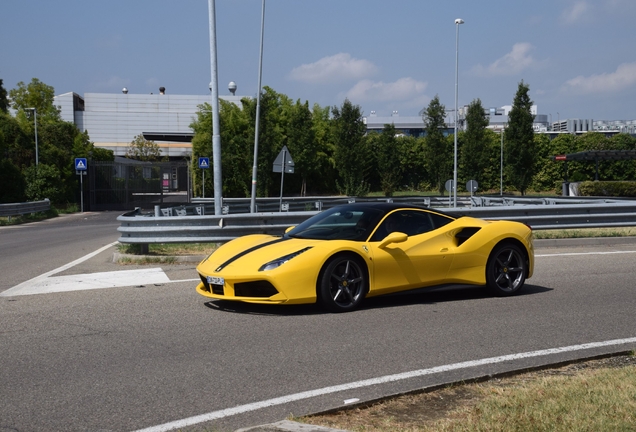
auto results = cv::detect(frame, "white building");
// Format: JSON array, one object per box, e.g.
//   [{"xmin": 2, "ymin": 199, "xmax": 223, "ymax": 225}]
[{"xmin": 54, "ymin": 86, "xmax": 243, "ymax": 158}]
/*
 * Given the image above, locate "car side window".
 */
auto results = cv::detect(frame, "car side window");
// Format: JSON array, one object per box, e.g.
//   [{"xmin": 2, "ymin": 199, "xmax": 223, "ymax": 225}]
[
  {"xmin": 370, "ymin": 210, "xmax": 437, "ymax": 241},
  {"xmin": 429, "ymin": 213, "xmax": 454, "ymax": 229}
]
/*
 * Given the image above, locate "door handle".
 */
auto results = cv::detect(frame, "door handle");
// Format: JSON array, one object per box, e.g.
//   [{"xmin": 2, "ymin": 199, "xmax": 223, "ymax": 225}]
[{"xmin": 440, "ymin": 247, "xmax": 448, "ymax": 253}]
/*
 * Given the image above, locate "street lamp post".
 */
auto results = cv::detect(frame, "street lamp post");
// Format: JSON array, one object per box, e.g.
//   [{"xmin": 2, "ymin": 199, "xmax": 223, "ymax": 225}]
[
  {"xmin": 500, "ymin": 125, "xmax": 504, "ymax": 196},
  {"xmin": 250, "ymin": 0, "xmax": 266, "ymax": 213},
  {"xmin": 453, "ymin": 18, "xmax": 464, "ymax": 208},
  {"xmin": 25, "ymin": 107, "xmax": 38, "ymax": 166},
  {"xmin": 208, "ymin": 0, "xmax": 222, "ymax": 215}
]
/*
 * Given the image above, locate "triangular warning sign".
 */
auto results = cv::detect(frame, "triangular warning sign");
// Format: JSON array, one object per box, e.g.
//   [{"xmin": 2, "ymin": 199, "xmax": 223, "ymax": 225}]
[
  {"xmin": 200, "ymin": 159, "xmax": 208, "ymax": 167},
  {"xmin": 76, "ymin": 160, "xmax": 86, "ymax": 169}
]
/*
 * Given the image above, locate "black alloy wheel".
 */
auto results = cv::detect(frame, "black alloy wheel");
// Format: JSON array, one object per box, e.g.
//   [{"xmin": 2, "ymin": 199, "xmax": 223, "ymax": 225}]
[
  {"xmin": 486, "ymin": 243, "xmax": 527, "ymax": 296},
  {"xmin": 319, "ymin": 255, "xmax": 367, "ymax": 312}
]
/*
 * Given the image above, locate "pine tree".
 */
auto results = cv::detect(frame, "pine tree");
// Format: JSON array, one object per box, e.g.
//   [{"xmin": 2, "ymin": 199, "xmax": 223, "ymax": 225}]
[
  {"xmin": 422, "ymin": 96, "xmax": 450, "ymax": 194},
  {"xmin": 504, "ymin": 81, "xmax": 536, "ymax": 195}
]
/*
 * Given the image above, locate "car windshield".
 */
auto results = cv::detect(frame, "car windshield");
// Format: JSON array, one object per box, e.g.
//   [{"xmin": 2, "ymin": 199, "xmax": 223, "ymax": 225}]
[{"xmin": 286, "ymin": 206, "xmax": 385, "ymax": 241}]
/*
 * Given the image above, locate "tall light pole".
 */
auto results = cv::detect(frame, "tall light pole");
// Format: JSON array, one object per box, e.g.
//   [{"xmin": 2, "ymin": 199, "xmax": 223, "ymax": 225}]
[
  {"xmin": 453, "ymin": 18, "xmax": 464, "ymax": 208},
  {"xmin": 500, "ymin": 125, "xmax": 504, "ymax": 196},
  {"xmin": 25, "ymin": 107, "xmax": 38, "ymax": 166},
  {"xmin": 208, "ymin": 0, "xmax": 222, "ymax": 215},
  {"xmin": 250, "ymin": 0, "xmax": 266, "ymax": 213}
]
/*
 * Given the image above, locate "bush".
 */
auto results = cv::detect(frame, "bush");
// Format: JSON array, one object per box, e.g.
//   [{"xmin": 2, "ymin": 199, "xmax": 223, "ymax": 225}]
[{"xmin": 578, "ymin": 181, "xmax": 636, "ymax": 197}]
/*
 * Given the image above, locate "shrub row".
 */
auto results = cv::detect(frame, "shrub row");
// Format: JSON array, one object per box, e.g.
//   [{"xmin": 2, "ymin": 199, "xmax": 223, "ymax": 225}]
[{"xmin": 578, "ymin": 181, "xmax": 636, "ymax": 197}]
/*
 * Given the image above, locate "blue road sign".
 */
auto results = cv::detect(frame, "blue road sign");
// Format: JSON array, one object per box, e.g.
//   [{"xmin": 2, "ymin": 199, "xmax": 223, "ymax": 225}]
[
  {"xmin": 198, "ymin": 157, "xmax": 210, "ymax": 169},
  {"xmin": 75, "ymin": 158, "xmax": 87, "ymax": 171}
]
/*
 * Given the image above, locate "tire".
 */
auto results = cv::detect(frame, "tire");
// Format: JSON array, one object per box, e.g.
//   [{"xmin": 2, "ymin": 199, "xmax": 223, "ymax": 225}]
[
  {"xmin": 318, "ymin": 254, "xmax": 367, "ymax": 312},
  {"xmin": 486, "ymin": 242, "xmax": 527, "ymax": 296}
]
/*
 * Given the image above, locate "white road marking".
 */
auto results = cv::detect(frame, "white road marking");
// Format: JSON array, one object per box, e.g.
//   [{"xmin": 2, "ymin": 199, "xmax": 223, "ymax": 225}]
[
  {"xmin": 2, "ymin": 268, "xmax": 171, "ymax": 296},
  {"xmin": 2, "ymin": 241, "xmax": 119, "ymax": 296},
  {"xmin": 536, "ymin": 250, "xmax": 636, "ymax": 257},
  {"xmin": 133, "ymin": 337, "xmax": 636, "ymax": 432},
  {"xmin": 1, "ymin": 241, "xmax": 198, "ymax": 297}
]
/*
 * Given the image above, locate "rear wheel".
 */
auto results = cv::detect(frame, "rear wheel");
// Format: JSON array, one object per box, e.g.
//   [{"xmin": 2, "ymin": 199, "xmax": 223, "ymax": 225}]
[
  {"xmin": 486, "ymin": 243, "xmax": 527, "ymax": 296},
  {"xmin": 319, "ymin": 255, "xmax": 367, "ymax": 312}
]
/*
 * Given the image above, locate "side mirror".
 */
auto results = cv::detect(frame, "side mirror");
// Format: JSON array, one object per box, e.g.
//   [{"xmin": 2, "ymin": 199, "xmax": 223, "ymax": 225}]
[
  {"xmin": 284, "ymin": 226, "xmax": 295, "ymax": 234},
  {"xmin": 379, "ymin": 232, "xmax": 408, "ymax": 248}
]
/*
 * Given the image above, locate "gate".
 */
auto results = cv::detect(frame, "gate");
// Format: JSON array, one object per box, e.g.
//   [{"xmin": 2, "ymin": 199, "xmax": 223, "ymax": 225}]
[{"xmin": 88, "ymin": 160, "xmax": 190, "ymax": 211}]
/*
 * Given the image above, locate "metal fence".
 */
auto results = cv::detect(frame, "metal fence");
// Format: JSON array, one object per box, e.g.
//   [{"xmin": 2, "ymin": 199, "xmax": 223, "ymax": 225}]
[
  {"xmin": 89, "ymin": 160, "xmax": 190, "ymax": 211},
  {"xmin": 117, "ymin": 197, "xmax": 636, "ymax": 250},
  {"xmin": 0, "ymin": 199, "xmax": 51, "ymax": 220}
]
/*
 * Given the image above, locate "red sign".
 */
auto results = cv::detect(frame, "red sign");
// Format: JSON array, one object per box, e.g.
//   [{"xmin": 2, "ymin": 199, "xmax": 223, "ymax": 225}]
[{"xmin": 555, "ymin": 155, "xmax": 567, "ymax": 161}]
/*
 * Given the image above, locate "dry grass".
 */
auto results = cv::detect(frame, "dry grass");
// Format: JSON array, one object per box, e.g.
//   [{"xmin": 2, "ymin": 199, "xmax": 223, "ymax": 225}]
[
  {"xmin": 300, "ymin": 355, "xmax": 636, "ymax": 432},
  {"xmin": 117, "ymin": 242, "xmax": 218, "ymax": 256},
  {"xmin": 533, "ymin": 226, "xmax": 636, "ymax": 239}
]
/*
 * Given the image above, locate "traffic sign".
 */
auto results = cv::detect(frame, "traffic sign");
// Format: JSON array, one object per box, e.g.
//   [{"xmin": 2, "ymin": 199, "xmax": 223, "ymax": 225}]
[
  {"xmin": 75, "ymin": 158, "xmax": 87, "ymax": 171},
  {"xmin": 272, "ymin": 146, "xmax": 295, "ymax": 173},
  {"xmin": 198, "ymin": 157, "xmax": 210, "ymax": 169},
  {"xmin": 466, "ymin": 180, "xmax": 479, "ymax": 192}
]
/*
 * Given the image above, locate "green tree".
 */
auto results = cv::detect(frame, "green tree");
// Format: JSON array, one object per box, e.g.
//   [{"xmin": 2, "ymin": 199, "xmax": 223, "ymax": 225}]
[
  {"xmin": 0, "ymin": 112, "xmax": 32, "ymax": 168},
  {"xmin": 399, "ymin": 135, "xmax": 427, "ymax": 191},
  {"xmin": 310, "ymin": 103, "xmax": 337, "ymax": 194},
  {"xmin": 9, "ymin": 78, "xmax": 60, "ymax": 121},
  {"xmin": 240, "ymin": 87, "xmax": 288, "ymax": 197},
  {"xmin": 460, "ymin": 99, "xmax": 490, "ymax": 186},
  {"xmin": 504, "ymin": 81, "xmax": 536, "ymax": 195},
  {"xmin": 376, "ymin": 124, "xmax": 401, "ymax": 196},
  {"xmin": 0, "ymin": 158, "xmax": 26, "ymax": 203},
  {"xmin": 422, "ymin": 95, "xmax": 450, "ymax": 194},
  {"xmin": 125, "ymin": 134, "xmax": 162, "ymax": 161},
  {"xmin": 0, "ymin": 79, "xmax": 8, "ymax": 113},
  {"xmin": 286, "ymin": 100, "xmax": 317, "ymax": 196},
  {"xmin": 332, "ymin": 99, "xmax": 369, "ymax": 196},
  {"xmin": 23, "ymin": 163, "xmax": 65, "ymax": 203}
]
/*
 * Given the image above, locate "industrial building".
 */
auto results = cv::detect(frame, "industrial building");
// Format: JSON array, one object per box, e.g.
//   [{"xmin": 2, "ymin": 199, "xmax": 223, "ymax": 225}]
[{"xmin": 55, "ymin": 88, "xmax": 633, "ymax": 160}]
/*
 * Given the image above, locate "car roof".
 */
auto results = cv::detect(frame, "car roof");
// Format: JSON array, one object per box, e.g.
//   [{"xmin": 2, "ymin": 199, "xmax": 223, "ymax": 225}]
[{"xmin": 332, "ymin": 202, "xmax": 456, "ymax": 218}]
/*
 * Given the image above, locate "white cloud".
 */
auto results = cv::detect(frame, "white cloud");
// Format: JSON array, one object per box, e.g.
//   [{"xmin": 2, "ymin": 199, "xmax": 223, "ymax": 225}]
[
  {"xmin": 471, "ymin": 43, "xmax": 538, "ymax": 77},
  {"xmin": 342, "ymin": 77, "xmax": 430, "ymax": 111},
  {"xmin": 345, "ymin": 77, "xmax": 427, "ymax": 102},
  {"xmin": 288, "ymin": 53, "xmax": 377, "ymax": 84},
  {"xmin": 562, "ymin": 1, "xmax": 591, "ymax": 24},
  {"xmin": 562, "ymin": 62, "xmax": 636, "ymax": 94}
]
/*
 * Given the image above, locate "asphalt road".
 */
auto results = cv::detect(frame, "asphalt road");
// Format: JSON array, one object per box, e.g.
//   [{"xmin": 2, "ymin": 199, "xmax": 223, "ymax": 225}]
[{"xmin": 1, "ymin": 214, "xmax": 635, "ymax": 432}]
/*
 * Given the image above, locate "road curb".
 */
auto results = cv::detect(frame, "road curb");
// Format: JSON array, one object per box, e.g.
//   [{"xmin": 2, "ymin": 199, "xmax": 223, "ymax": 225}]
[
  {"xmin": 235, "ymin": 420, "xmax": 348, "ymax": 432},
  {"xmin": 534, "ymin": 236, "xmax": 636, "ymax": 248}
]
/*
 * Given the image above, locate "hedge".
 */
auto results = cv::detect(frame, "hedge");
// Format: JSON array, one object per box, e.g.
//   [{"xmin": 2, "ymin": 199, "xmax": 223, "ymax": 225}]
[{"xmin": 578, "ymin": 181, "xmax": 636, "ymax": 197}]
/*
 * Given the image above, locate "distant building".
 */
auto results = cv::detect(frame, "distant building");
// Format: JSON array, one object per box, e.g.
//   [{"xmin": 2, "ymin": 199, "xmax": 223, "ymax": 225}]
[
  {"xmin": 56, "ymin": 88, "xmax": 635, "ymax": 157},
  {"xmin": 363, "ymin": 105, "xmax": 550, "ymax": 136},
  {"xmin": 54, "ymin": 86, "xmax": 244, "ymax": 158}
]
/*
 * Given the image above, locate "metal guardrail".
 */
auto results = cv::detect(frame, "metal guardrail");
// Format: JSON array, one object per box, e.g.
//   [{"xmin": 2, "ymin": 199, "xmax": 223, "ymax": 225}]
[
  {"xmin": 0, "ymin": 199, "xmax": 51, "ymax": 220},
  {"xmin": 117, "ymin": 197, "xmax": 636, "ymax": 250},
  {"xmin": 189, "ymin": 195, "xmax": 443, "ymax": 214}
]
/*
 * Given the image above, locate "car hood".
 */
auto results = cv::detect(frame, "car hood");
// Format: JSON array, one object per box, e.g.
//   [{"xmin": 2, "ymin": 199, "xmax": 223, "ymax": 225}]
[{"xmin": 198, "ymin": 235, "xmax": 323, "ymax": 274}]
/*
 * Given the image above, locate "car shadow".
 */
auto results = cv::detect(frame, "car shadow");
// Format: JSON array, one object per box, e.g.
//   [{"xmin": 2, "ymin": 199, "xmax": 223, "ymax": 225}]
[
  {"xmin": 202, "ymin": 284, "xmax": 552, "ymax": 316},
  {"xmin": 362, "ymin": 283, "xmax": 552, "ymax": 310}
]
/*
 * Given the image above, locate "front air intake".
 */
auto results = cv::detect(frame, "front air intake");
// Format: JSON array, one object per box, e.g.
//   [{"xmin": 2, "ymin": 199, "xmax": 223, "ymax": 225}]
[{"xmin": 234, "ymin": 281, "xmax": 278, "ymax": 298}]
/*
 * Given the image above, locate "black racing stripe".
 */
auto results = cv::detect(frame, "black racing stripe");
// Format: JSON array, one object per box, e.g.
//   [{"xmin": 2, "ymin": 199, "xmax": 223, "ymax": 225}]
[{"xmin": 214, "ymin": 237, "xmax": 290, "ymax": 272}]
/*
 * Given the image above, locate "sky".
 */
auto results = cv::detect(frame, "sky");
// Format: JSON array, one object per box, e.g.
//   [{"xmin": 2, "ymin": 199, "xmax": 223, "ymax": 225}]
[{"xmin": 2, "ymin": 0, "xmax": 636, "ymax": 121}]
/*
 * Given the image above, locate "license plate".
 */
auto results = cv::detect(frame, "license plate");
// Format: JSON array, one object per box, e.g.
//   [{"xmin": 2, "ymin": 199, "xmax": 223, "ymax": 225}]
[{"xmin": 207, "ymin": 276, "xmax": 225, "ymax": 285}]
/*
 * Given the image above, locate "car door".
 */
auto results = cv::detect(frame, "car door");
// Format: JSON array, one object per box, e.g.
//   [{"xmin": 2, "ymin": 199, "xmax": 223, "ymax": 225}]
[{"xmin": 367, "ymin": 210, "xmax": 456, "ymax": 295}]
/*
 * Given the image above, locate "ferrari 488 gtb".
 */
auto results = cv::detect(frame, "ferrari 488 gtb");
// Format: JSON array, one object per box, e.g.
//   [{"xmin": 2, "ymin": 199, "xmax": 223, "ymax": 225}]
[{"xmin": 196, "ymin": 203, "xmax": 534, "ymax": 312}]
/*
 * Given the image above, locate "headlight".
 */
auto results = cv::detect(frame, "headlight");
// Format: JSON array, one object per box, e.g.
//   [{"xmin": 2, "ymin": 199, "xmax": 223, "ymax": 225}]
[{"xmin": 258, "ymin": 247, "xmax": 312, "ymax": 271}]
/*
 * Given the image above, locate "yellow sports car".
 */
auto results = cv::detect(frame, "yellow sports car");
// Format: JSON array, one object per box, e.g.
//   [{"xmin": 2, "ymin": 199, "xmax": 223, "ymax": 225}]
[{"xmin": 196, "ymin": 203, "xmax": 534, "ymax": 312}]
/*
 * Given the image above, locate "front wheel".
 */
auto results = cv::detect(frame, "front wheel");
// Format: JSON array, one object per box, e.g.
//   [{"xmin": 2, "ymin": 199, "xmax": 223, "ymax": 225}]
[
  {"xmin": 486, "ymin": 243, "xmax": 527, "ymax": 296},
  {"xmin": 318, "ymin": 255, "xmax": 367, "ymax": 312}
]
